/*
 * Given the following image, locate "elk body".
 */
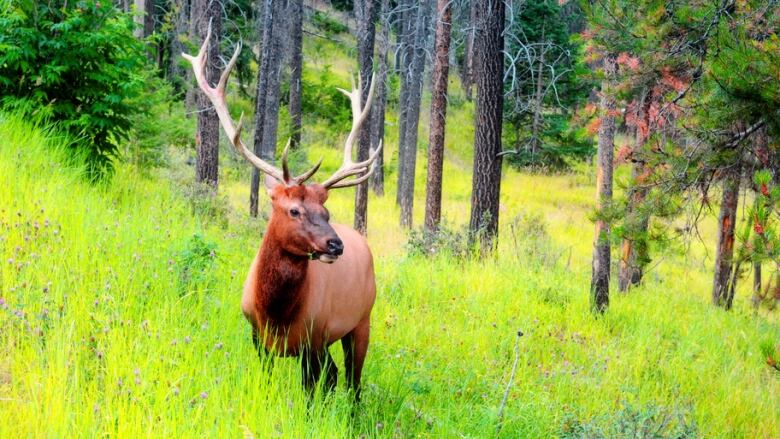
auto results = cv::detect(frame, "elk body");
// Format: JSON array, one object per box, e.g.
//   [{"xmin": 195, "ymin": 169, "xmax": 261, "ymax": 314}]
[{"xmin": 183, "ymin": 28, "xmax": 382, "ymax": 396}]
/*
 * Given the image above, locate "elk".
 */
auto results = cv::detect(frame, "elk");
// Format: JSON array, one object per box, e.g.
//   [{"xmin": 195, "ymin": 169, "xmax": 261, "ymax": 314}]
[{"xmin": 183, "ymin": 28, "xmax": 381, "ymax": 397}]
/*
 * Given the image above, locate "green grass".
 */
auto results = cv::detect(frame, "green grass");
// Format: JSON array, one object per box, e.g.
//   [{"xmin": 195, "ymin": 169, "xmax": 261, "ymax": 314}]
[{"xmin": 2, "ymin": 96, "xmax": 779, "ymax": 439}]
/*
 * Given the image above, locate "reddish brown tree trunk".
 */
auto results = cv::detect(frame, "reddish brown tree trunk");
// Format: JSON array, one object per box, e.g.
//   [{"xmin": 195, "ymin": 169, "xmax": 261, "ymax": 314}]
[
  {"xmin": 618, "ymin": 159, "xmax": 649, "ymax": 292},
  {"xmin": 619, "ymin": 90, "xmax": 652, "ymax": 292},
  {"xmin": 590, "ymin": 54, "xmax": 617, "ymax": 313},
  {"xmin": 468, "ymin": 0, "xmax": 504, "ymax": 251},
  {"xmin": 424, "ymin": 0, "xmax": 453, "ymax": 233},
  {"xmin": 712, "ymin": 166, "xmax": 741, "ymax": 308}
]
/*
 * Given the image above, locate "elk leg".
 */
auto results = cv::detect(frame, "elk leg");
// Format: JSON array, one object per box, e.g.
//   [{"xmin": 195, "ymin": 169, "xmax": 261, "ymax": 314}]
[
  {"xmin": 251, "ymin": 328, "xmax": 273, "ymax": 361},
  {"xmin": 341, "ymin": 318, "xmax": 370, "ymax": 400},
  {"xmin": 301, "ymin": 346, "xmax": 338, "ymax": 391},
  {"xmin": 322, "ymin": 349, "xmax": 338, "ymax": 390},
  {"xmin": 301, "ymin": 346, "xmax": 322, "ymax": 391}
]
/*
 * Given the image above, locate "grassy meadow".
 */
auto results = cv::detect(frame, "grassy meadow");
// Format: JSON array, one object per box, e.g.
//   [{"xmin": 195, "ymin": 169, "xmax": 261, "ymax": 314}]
[{"xmin": 1, "ymin": 35, "xmax": 779, "ymax": 439}]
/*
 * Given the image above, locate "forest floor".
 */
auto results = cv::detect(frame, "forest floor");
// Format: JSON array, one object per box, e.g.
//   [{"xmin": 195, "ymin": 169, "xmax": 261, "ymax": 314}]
[{"xmin": 2, "ymin": 28, "xmax": 779, "ymax": 439}]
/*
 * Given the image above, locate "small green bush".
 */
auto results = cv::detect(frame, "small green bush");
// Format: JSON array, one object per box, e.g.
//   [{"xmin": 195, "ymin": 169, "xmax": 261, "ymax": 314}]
[
  {"xmin": 311, "ymin": 10, "xmax": 349, "ymax": 35},
  {"xmin": 0, "ymin": 0, "xmax": 146, "ymax": 178},
  {"xmin": 301, "ymin": 66, "xmax": 351, "ymax": 133},
  {"xmin": 559, "ymin": 402, "xmax": 698, "ymax": 438},
  {"xmin": 175, "ymin": 234, "xmax": 218, "ymax": 295}
]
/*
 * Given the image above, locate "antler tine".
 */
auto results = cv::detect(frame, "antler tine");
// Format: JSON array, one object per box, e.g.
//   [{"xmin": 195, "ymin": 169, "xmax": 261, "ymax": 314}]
[
  {"xmin": 327, "ymin": 141, "xmax": 383, "ymax": 188},
  {"xmin": 182, "ymin": 23, "xmax": 285, "ymax": 185},
  {"xmin": 281, "ymin": 139, "xmax": 292, "ymax": 183},
  {"xmin": 293, "ymin": 158, "xmax": 323, "ymax": 185},
  {"xmin": 321, "ymin": 74, "xmax": 379, "ymax": 189}
]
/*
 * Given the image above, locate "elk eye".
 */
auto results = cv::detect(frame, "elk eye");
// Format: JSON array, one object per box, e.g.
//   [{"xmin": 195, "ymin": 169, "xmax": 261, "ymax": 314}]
[{"xmin": 289, "ymin": 208, "xmax": 300, "ymax": 218}]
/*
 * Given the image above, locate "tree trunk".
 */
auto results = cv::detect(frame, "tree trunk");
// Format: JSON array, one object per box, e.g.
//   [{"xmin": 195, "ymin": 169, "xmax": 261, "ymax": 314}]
[
  {"xmin": 618, "ymin": 160, "xmax": 649, "ymax": 292},
  {"xmin": 424, "ymin": 0, "xmax": 452, "ymax": 233},
  {"xmin": 590, "ymin": 54, "xmax": 617, "ymax": 313},
  {"xmin": 395, "ymin": 0, "xmax": 415, "ymax": 207},
  {"xmin": 288, "ymin": 0, "xmax": 304, "ymax": 149},
  {"xmin": 192, "ymin": 0, "xmax": 221, "ymax": 191},
  {"xmin": 169, "ymin": 0, "xmax": 191, "ymax": 93},
  {"xmin": 712, "ymin": 165, "xmax": 741, "ymax": 308},
  {"xmin": 354, "ymin": 0, "xmax": 378, "ymax": 235},
  {"xmin": 752, "ymin": 261, "xmax": 761, "ymax": 309},
  {"xmin": 461, "ymin": 0, "xmax": 478, "ymax": 101},
  {"xmin": 398, "ymin": 0, "xmax": 431, "ymax": 228},
  {"xmin": 618, "ymin": 90, "xmax": 652, "ymax": 292},
  {"xmin": 468, "ymin": 0, "xmax": 504, "ymax": 251},
  {"xmin": 250, "ymin": 0, "xmax": 286, "ymax": 217},
  {"xmin": 133, "ymin": 0, "xmax": 154, "ymax": 38},
  {"xmin": 370, "ymin": 0, "xmax": 391, "ymax": 196}
]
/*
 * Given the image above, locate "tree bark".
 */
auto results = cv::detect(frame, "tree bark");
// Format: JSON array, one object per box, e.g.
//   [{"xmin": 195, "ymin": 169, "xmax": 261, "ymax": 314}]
[
  {"xmin": 192, "ymin": 0, "xmax": 221, "ymax": 191},
  {"xmin": 424, "ymin": 0, "xmax": 452, "ymax": 233},
  {"xmin": 590, "ymin": 54, "xmax": 617, "ymax": 313},
  {"xmin": 353, "ymin": 0, "xmax": 378, "ymax": 235},
  {"xmin": 250, "ymin": 0, "xmax": 286, "ymax": 217},
  {"xmin": 397, "ymin": 0, "xmax": 431, "ymax": 228},
  {"xmin": 461, "ymin": 0, "xmax": 478, "ymax": 101},
  {"xmin": 169, "ymin": 0, "xmax": 192, "ymax": 93},
  {"xmin": 618, "ymin": 90, "xmax": 652, "ymax": 292},
  {"xmin": 370, "ymin": 0, "xmax": 391, "ymax": 196},
  {"xmin": 395, "ymin": 0, "xmax": 415, "ymax": 207},
  {"xmin": 468, "ymin": 0, "xmax": 504, "ymax": 251},
  {"xmin": 289, "ymin": 0, "xmax": 304, "ymax": 149},
  {"xmin": 712, "ymin": 165, "xmax": 741, "ymax": 308},
  {"xmin": 618, "ymin": 160, "xmax": 649, "ymax": 292},
  {"xmin": 133, "ymin": 0, "xmax": 154, "ymax": 39}
]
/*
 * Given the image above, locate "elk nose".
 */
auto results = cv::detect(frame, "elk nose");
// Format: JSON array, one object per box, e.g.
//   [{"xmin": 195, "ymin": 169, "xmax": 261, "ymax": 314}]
[{"xmin": 327, "ymin": 238, "xmax": 344, "ymax": 256}]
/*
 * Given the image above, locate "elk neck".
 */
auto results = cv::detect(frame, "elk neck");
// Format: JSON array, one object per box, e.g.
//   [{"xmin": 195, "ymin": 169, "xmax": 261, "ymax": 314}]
[{"xmin": 254, "ymin": 217, "xmax": 309, "ymax": 326}]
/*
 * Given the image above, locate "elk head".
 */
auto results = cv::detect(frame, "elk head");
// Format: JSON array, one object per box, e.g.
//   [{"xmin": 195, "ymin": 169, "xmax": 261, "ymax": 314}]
[{"xmin": 183, "ymin": 25, "xmax": 382, "ymax": 263}]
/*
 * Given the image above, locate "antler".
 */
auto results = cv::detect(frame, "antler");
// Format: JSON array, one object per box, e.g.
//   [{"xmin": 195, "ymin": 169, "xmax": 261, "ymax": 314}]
[
  {"xmin": 182, "ymin": 23, "xmax": 320, "ymax": 186},
  {"xmin": 321, "ymin": 74, "xmax": 384, "ymax": 189}
]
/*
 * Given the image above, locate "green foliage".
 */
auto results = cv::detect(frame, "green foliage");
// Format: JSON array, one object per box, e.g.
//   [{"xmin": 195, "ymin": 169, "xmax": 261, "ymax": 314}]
[
  {"xmin": 311, "ymin": 10, "xmax": 349, "ymax": 36},
  {"xmin": 2, "ymin": 115, "xmax": 780, "ymax": 437},
  {"xmin": 504, "ymin": 114, "xmax": 595, "ymax": 170},
  {"xmin": 0, "ymin": 0, "xmax": 146, "ymax": 178},
  {"xmin": 503, "ymin": 0, "xmax": 594, "ymax": 169},
  {"xmin": 560, "ymin": 402, "xmax": 698, "ymax": 438},
  {"xmin": 124, "ymin": 71, "xmax": 194, "ymax": 169},
  {"xmin": 301, "ymin": 65, "xmax": 351, "ymax": 134},
  {"xmin": 405, "ymin": 223, "xmax": 474, "ymax": 258},
  {"xmin": 175, "ymin": 234, "xmax": 219, "ymax": 295}
]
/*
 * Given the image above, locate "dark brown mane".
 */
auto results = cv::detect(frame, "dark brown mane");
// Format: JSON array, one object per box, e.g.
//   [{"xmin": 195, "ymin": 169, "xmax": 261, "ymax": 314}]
[{"xmin": 255, "ymin": 223, "xmax": 309, "ymax": 327}]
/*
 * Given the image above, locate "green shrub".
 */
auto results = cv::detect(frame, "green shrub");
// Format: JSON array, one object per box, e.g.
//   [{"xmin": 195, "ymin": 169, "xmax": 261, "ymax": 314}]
[
  {"xmin": 301, "ymin": 66, "xmax": 351, "ymax": 133},
  {"xmin": 0, "ymin": 0, "xmax": 146, "ymax": 178},
  {"xmin": 125, "ymin": 71, "xmax": 194, "ymax": 169},
  {"xmin": 311, "ymin": 10, "xmax": 349, "ymax": 35},
  {"xmin": 559, "ymin": 402, "xmax": 698, "ymax": 438},
  {"xmin": 175, "ymin": 233, "xmax": 218, "ymax": 295}
]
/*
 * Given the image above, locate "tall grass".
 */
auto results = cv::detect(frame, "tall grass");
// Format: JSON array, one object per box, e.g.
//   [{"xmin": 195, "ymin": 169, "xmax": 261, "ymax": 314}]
[{"xmin": 2, "ymin": 112, "xmax": 779, "ymax": 437}]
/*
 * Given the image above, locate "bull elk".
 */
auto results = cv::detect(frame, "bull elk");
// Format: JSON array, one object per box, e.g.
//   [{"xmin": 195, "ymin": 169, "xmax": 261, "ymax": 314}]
[{"xmin": 183, "ymin": 27, "xmax": 381, "ymax": 397}]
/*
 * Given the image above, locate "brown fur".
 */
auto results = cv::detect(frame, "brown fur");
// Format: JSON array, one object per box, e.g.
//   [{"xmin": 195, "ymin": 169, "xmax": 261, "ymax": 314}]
[{"xmin": 241, "ymin": 183, "xmax": 376, "ymax": 397}]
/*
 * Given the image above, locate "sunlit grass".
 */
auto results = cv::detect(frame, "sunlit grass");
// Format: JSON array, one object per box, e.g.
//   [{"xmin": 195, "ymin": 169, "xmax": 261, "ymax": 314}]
[{"xmin": 3, "ymin": 87, "xmax": 780, "ymax": 439}]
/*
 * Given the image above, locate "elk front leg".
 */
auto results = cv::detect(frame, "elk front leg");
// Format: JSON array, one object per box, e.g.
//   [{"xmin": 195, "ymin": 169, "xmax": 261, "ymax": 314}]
[
  {"xmin": 341, "ymin": 318, "xmax": 370, "ymax": 401},
  {"xmin": 301, "ymin": 346, "xmax": 338, "ymax": 391}
]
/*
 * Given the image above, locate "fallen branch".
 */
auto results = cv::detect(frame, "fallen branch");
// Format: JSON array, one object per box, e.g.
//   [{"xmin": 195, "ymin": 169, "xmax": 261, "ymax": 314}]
[{"xmin": 496, "ymin": 330, "xmax": 524, "ymax": 437}]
